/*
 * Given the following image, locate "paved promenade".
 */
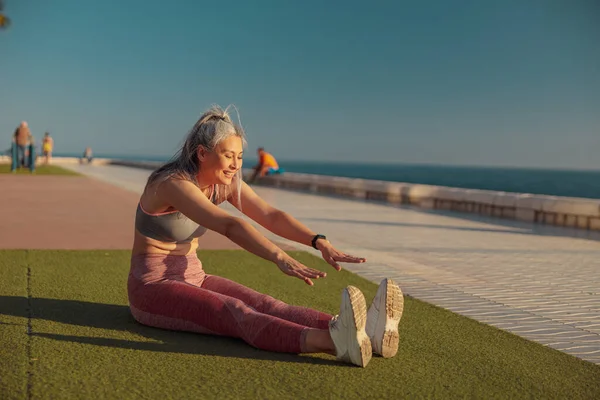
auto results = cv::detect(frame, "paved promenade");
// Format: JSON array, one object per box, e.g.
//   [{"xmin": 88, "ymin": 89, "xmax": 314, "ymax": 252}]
[
  {"xmin": 0, "ymin": 173, "xmax": 243, "ymax": 251},
  {"xmin": 60, "ymin": 164, "xmax": 600, "ymax": 365}
]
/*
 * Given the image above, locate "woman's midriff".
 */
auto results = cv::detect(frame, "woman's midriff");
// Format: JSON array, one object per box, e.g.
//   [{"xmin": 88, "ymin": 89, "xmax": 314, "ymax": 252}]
[{"xmin": 131, "ymin": 229, "xmax": 199, "ymax": 256}]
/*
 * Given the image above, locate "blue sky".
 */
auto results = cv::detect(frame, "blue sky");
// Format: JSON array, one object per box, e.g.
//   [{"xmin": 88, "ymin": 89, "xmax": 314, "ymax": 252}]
[{"xmin": 1, "ymin": 0, "xmax": 598, "ymax": 169}]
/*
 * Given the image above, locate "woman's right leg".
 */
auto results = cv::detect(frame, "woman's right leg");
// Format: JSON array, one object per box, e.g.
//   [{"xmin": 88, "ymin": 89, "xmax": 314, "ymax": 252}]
[
  {"xmin": 128, "ymin": 275, "xmax": 328, "ymax": 354},
  {"xmin": 200, "ymin": 275, "xmax": 333, "ymax": 330}
]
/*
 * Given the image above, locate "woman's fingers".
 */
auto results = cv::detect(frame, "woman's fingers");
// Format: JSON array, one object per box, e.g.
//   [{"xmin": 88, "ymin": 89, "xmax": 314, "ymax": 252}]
[
  {"xmin": 326, "ymin": 256, "xmax": 341, "ymax": 271},
  {"xmin": 301, "ymin": 267, "xmax": 326, "ymax": 278},
  {"xmin": 280, "ymin": 257, "xmax": 327, "ymax": 285},
  {"xmin": 287, "ymin": 268, "xmax": 306, "ymax": 280},
  {"xmin": 296, "ymin": 266, "xmax": 325, "ymax": 279},
  {"xmin": 334, "ymin": 253, "xmax": 366, "ymax": 263},
  {"xmin": 286, "ymin": 264, "xmax": 325, "ymax": 284},
  {"xmin": 289, "ymin": 268, "xmax": 314, "ymax": 285},
  {"xmin": 311, "ymin": 268, "xmax": 327, "ymax": 277}
]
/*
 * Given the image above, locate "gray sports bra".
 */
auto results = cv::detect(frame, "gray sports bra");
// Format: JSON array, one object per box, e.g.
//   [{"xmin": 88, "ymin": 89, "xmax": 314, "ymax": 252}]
[{"xmin": 135, "ymin": 185, "xmax": 216, "ymax": 243}]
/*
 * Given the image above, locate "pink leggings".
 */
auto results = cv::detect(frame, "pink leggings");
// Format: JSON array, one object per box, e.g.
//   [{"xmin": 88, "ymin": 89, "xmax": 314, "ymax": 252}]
[{"xmin": 128, "ymin": 253, "xmax": 333, "ymax": 353}]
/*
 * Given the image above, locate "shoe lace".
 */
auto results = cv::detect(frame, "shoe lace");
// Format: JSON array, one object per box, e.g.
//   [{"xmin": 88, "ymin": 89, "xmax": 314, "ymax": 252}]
[{"xmin": 329, "ymin": 314, "xmax": 340, "ymax": 330}]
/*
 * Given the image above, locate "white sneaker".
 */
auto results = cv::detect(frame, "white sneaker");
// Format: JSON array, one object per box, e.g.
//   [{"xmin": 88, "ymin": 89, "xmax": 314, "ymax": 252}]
[
  {"xmin": 365, "ymin": 278, "xmax": 404, "ymax": 358},
  {"xmin": 329, "ymin": 286, "xmax": 372, "ymax": 367}
]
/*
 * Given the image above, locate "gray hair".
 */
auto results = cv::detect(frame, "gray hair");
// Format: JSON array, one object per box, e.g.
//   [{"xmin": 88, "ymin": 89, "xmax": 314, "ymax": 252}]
[{"xmin": 147, "ymin": 104, "xmax": 247, "ymax": 208}]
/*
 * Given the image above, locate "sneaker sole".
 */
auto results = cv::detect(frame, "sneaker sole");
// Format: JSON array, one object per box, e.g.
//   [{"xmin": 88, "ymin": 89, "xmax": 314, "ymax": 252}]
[
  {"xmin": 373, "ymin": 279, "xmax": 404, "ymax": 358},
  {"xmin": 345, "ymin": 286, "xmax": 372, "ymax": 367}
]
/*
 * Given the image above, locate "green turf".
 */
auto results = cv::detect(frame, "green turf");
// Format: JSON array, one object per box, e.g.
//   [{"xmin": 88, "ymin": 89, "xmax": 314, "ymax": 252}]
[
  {"xmin": 0, "ymin": 250, "xmax": 598, "ymax": 399},
  {"xmin": 0, "ymin": 163, "xmax": 79, "ymax": 175}
]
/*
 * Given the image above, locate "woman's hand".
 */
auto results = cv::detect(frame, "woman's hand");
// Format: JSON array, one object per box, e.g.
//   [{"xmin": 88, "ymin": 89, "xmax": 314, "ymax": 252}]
[
  {"xmin": 275, "ymin": 253, "xmax": 326, "ymax": 286},
  {"xmin": 317, "ymin": 240, "xmax": 366, "ymax": 271}
]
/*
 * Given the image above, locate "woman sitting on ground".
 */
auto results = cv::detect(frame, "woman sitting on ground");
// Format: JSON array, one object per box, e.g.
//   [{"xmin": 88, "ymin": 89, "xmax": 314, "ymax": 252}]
[{"xmin": 128, "ymin": 105, "xmax": 404, "ymax": 367}]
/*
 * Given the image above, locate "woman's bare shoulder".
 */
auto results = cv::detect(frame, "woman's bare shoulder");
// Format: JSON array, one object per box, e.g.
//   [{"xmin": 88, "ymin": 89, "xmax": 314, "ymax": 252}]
[{"xmin": 140, "ymin": 178, "xmax": 181, "ymax": 213}]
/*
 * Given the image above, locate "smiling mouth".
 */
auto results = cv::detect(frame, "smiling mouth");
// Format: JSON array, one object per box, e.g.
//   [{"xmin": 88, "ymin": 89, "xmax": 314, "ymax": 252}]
[{"xmin": 223, "ymin": 171, "xmax": 235, "ymax": 178}]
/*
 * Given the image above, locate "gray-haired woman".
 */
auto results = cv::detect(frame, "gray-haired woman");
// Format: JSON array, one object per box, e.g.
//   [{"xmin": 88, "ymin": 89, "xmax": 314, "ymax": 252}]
[{"xmin": 128, "ymin": 105, "xmax": 404, "ymax": 367}]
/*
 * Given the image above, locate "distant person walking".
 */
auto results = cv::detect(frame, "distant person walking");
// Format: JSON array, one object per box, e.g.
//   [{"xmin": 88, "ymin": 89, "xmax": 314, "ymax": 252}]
[
  {"xmin": 13, "ymin": 121, "xmax": 31, "ymax": 168},
  {"xmin": 26, "ymin": 133, "xmax": 36, "ymax": 172},
  {"xmin": 42, "ymin": 132, "xmax": 54, "ymax": 164},
  {"xmin": 127, "ymin": 105, "xmax": 404, "ymax": 368},
  {"xmin": 80, "ymin": 147, "xmax": 93, "ymax": 164},
  {"xmin": 248, "ymin": 147, "xmax": 281, "ymax": 183}
]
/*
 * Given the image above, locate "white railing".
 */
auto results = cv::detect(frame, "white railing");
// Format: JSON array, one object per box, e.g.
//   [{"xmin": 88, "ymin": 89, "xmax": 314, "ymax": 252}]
[{"xmin": 242, "ymin": 170, "xmax": 600, "ymax": 231}]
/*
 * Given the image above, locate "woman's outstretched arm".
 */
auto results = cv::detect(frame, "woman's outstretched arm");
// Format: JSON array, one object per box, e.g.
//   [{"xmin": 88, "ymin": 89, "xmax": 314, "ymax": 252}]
[{"xmin": 231, "ymin": 181, "xmax": 366, "ymax": 271}]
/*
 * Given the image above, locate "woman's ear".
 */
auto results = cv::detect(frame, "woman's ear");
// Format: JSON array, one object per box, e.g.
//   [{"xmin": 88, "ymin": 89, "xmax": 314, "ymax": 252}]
[{"xmin": 197, "ymin": 146, "xmax": 208, "ymax": 162}]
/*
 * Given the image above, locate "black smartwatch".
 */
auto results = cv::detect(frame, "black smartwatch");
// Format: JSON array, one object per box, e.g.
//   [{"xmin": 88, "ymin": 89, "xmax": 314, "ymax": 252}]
[{"xmin": 311, "ymin": 234, "xmax": 327, "ymax": 249}]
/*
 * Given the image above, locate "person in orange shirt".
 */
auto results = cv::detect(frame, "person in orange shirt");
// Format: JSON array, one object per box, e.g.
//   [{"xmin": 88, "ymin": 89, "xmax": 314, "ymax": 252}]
[{"xmin": 248, "ymin": 147, "xmax": 281, "ymax": 183}]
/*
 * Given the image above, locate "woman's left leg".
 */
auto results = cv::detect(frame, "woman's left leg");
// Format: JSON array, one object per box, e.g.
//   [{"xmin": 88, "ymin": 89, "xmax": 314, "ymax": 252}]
[{"xmin": 201, "ymin": 275, "xmax": 333, "ymax": 330}]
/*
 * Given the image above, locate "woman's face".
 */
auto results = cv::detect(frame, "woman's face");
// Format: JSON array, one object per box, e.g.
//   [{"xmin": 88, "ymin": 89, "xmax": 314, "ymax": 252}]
[{"xmin": 197, "ymin": 135, "xmax": 244, "ymax": 186}]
